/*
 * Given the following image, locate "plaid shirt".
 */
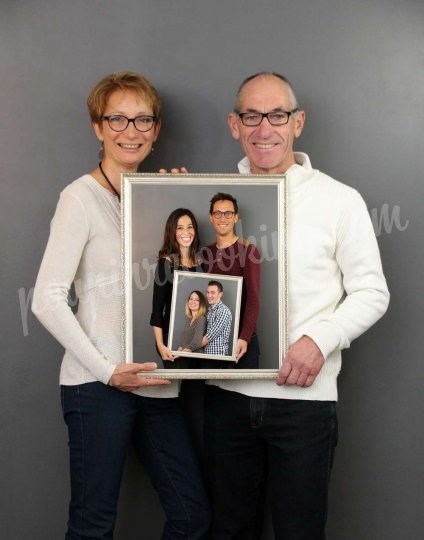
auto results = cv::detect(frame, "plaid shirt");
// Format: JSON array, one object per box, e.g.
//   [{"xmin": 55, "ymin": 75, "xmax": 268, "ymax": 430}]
[{"xmin": 204, "ymin": 301, "xmax": 232, "ymax": 356}]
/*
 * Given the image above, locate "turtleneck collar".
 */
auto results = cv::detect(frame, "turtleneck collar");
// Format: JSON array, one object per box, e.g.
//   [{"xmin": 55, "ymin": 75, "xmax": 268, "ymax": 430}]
[{"xmin": 237, "ymin": 152, "xmax": 315, "ymax": 193}]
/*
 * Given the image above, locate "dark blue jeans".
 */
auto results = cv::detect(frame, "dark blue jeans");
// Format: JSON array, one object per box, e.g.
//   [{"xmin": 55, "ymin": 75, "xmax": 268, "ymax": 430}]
[
  {"xmin": 204, "ymin": 386, "xmax": 338, "ymax": 540},
  {"xmin": 61, "ymin": 382, "xmax": 210, "ymax": 540}
]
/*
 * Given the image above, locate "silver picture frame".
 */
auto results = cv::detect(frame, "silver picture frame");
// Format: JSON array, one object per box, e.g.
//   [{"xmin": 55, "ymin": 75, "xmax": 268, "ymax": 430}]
[
  {"xmin": 122, "ymin": 173, "xmax": 288, "ymax": 379},
  {"xmin": 168, "ymin": 270, "xmax": 243, "ymax": 362}
]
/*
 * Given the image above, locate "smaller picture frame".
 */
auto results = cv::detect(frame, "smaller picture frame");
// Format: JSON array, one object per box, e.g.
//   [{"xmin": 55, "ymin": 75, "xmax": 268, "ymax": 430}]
[{"xmin": 168, "ymin": 271, "xmax": 243, "ymax": 363}]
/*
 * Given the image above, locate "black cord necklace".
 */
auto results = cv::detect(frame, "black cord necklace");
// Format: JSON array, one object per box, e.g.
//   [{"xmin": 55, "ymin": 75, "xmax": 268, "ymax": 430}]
[{"xmin": 98, "ymin": 161, "xmax": 120, "ymax": 202}]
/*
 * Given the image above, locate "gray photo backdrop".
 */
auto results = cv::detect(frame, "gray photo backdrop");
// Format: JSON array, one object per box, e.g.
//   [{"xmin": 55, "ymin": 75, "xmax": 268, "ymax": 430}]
[
  {"xmin": 128, "ymin": 179, "xmax": 281, "ymax": 371},
  {"xmin": 1, "ymin": 1, "xmax": 423, "ymax": 539}
]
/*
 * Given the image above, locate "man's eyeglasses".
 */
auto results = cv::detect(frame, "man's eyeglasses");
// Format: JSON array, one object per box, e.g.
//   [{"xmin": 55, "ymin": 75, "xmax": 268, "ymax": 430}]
[
  {"xmin": 211, "ymin": 210, "xmax": 236, "ymax": 219},
  {"xmin": 236, "ymin": 109, "xmax": 299, "ymax": 127},
  {"xmin": 103, "ymin": 114, "xmax": 157, "ymax": 132}
]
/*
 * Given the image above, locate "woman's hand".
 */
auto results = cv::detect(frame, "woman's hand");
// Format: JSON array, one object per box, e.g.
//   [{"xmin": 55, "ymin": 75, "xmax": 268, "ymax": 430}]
[
  {"xmin": 157, "ymin": 343, "xmax": 176, "ymax": 361},
  {"xmin": 109, "ymin": 362, "xmax": 170, "ymax": 392},
  {"xmin": 158, "ymin": 167, "xmax": 188, "ymax": 174}
]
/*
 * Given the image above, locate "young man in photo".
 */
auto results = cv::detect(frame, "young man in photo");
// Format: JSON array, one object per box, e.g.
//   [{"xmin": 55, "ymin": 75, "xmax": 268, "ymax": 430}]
[
  {"xmin": 202, "ymin": 280, "xmax": 232, "ymax": 356},
  {"xmin": 202, "ymin": 192, "xmax": 261, "ymax": 368}
]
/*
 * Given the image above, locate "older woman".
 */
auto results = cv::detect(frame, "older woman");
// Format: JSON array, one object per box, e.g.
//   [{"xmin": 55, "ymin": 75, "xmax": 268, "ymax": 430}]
[{"xmin": 32, "ymin": 72, "xmax": 210, "ymax": 540}]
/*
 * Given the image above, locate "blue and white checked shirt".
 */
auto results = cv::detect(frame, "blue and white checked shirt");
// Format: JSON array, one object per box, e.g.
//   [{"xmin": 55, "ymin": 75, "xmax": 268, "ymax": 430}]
[{"xmin": 204, "ymin": 301, "xmax": 232, "ymax": 356}]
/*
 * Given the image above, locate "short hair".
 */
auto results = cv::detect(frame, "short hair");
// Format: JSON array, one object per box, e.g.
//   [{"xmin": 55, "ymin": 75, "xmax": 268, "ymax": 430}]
[
  {"xmin": 87, "ymin": 71, "xmax": 162, "ymax": 125},
  {"xmin": 208, "ymin": 280, "xmax": 223, "ymax": 293},
  {"xmin": 234, "ymin": 72, "xmax": 299, "ymax": 111},
  {"xmin": 158, "ymin": 208, "xmax": 200, "ymax": 263},
  {"xmin": 185, "ymin": 290, "xmax": 207, "ymax": 319},
  {"xmin": 209, "ymin": 192, "xmax": 239, "ymax": 215}
]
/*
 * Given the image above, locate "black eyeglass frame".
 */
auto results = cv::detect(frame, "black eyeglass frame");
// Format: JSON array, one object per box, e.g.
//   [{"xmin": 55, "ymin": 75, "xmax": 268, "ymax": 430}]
[
  {"xmin": 235, "ymin": 109, "xmax": 300, "ymax": 127},
  {"xmin": 211, "ymin": 210, "xmax": 236, "ymax": 219},
  {"xmin": 102, "ymin": 114, "xmax": 158, "ymax": 133}
]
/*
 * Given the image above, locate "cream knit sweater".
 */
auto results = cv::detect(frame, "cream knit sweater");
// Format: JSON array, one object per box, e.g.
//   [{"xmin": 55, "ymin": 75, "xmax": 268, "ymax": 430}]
[
  {"xmin": 210, "ymin": 153, "xmax": 389, "ymax": 400},
  {"xmin": 32, "ymin": 174, "xmax": 178, "ymax": 398}
]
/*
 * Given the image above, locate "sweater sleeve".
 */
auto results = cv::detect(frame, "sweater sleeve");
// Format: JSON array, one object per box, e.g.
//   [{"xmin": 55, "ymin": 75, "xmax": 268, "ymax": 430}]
[
  {"xmin": 185, "ymin": 316, "xmax": 207, "ymax": 351},
  {"xmin": 305, "ymin": 191, "xmax": 390, "ymax": 358},
  {"xmin": 31, "ymin": 190, "xmax": 116, "ymax": 384},
  {"xmin": 239, "ymin": 243, "xmax": 261, "ymax": 342},
  {"xmin": 150, "ymin": 258, "xmax": 172, "ymax": 328}
]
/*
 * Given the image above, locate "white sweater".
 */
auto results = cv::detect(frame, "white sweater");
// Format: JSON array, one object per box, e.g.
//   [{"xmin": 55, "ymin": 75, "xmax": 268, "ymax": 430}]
[
  {"xmin": 211, "ymin": 153, "xmax": 389, "ymax": 400},
  {"xmin": 32, "ymin": 174, "xmax": 178, "ymax": 398}
]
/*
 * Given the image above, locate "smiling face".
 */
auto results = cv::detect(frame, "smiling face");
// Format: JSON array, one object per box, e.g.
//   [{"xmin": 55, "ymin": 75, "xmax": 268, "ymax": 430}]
[
  {"xmin": 209, "ymin": 199, "xmax": 239, "ymax": 239},
  {"xmin": 175, "ymin": 215, "xmax": 195, "ymax": 249},
  {"xmin": 188, "ymin": 292, "xmax": 200, "ymax": 313},
  {"xmin": 93, "ymin": 89, "xmax": 160, "ymax": 173},
  {"xmin": 206, "ymin": 285, "xmax": 223, "ymax": 306},
  {"xmin": 228, "ymin": 75, "xmax": 305, "ymax": 174}
]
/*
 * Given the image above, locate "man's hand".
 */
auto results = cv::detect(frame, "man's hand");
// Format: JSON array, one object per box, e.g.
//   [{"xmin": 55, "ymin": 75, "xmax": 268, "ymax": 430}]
[
  {"xmin": 276, "ymin": 336, "xmax": 324, "ymax": 387},
  {"xmin": 109, "ymin": 363, "xmax": 170, "ymax": 392},
  {"xmin": 235, "ymin": 339, "xmax": 248, "ymax": 362},
  {"xmin": 158, "ymin": 167, "xmax": 188, "ymax": 174}
]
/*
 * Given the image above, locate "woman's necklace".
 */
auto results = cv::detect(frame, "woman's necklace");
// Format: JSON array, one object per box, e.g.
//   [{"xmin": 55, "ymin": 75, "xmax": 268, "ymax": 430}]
[{"xmin": 98, "ymin": 161, "xmax": 120, "ymax": 202}]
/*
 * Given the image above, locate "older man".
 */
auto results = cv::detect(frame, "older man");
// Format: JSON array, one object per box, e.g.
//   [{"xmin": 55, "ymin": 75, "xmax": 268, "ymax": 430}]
[{"xmin": 204, "ymin": 72, "xmax": 390, "ymax": 540}]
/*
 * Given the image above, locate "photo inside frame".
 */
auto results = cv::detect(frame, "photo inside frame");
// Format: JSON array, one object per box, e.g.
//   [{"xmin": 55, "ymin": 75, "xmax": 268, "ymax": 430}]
[
  {"xmin": 123, "ymin": 175, "xmax": 286, "ymax": 378},
  {"xmin": 168, "ymin": 270, "xmax": 243, "ymax": 363}
]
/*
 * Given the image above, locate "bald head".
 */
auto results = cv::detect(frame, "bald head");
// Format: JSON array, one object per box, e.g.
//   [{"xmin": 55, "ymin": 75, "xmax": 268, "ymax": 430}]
[{"xmin": 234, "ymin": 72, "xmax": 299, "ymax": 112}]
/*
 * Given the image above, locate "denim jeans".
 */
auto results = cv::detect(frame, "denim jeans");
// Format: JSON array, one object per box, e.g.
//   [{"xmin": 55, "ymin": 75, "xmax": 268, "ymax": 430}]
[
  {"xmin": 61, "ymin": 382, "xmax": 210, "ymax": 540},
  {"xmin": 204, "ymin": 386, "xmax": 338, "ymax": 540}
]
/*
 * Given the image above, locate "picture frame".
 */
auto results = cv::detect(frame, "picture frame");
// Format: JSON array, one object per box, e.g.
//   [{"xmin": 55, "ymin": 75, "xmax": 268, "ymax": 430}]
[
  {"xmin": 122, "ymin": 173, "xmax": 288, "ymax": 379},
  {"xmin": 168, "ymin": 270, "xmax": 243, "ymax": 362}
]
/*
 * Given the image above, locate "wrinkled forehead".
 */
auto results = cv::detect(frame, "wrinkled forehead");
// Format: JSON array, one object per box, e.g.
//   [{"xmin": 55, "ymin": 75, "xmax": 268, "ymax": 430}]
[{"xmin": 238, "ymin": 75, "xmax": 294, "ymax": 111}]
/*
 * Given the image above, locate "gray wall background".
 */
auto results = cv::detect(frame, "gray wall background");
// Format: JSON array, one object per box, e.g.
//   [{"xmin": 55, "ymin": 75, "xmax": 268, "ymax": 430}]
[{"xmin": 1, "ymin": 1, "xmax": 422, "ymax": 539}]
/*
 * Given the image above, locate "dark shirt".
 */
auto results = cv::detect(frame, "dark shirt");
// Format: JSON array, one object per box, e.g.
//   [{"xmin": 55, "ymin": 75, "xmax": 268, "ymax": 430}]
[
  {"xmin": 202, "ymin": 239, "xmax": 260, "ymax": 343},
  {"xmin": 150, "ymin": 258, "xmax": 203, "ymax": 336}
]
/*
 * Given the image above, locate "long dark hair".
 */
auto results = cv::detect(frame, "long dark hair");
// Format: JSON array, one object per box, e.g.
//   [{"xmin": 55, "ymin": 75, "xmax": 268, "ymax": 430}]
[{"xmin": 158, "ymin": 208, "xmax": 200, "ymax": 263}]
